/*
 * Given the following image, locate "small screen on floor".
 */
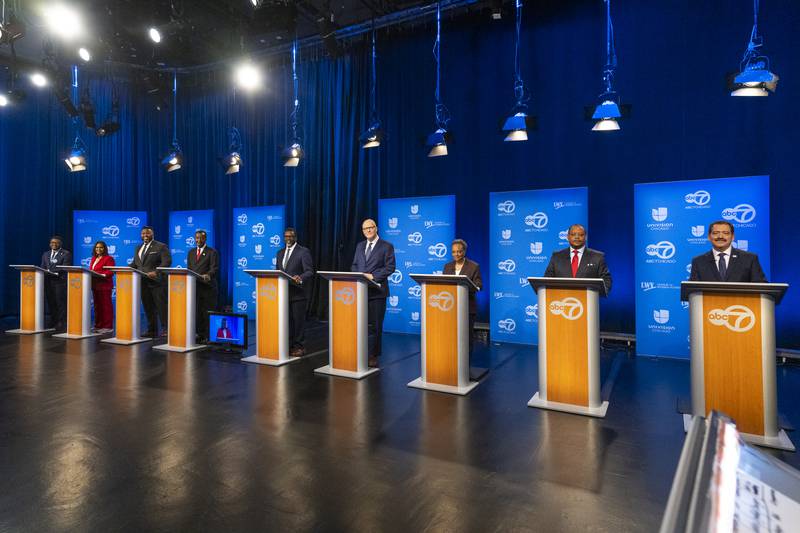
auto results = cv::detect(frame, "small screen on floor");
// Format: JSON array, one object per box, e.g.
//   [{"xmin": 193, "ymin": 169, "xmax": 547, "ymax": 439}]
[{"xmin": 208, "ymin": 312, "xmax": 248, "ymax": 349}]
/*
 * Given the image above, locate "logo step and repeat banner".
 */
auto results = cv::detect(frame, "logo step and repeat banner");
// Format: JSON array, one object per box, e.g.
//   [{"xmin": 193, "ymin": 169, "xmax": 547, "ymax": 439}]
[
  {"xmin": 489, "ymin": 187, "xmax": 588, "ymax": 345},
  {"xmin": 168, "ymin": 210, "xmax": 215, "ymax": 267},
  {"xmin": 377, "ymin": 195, "xmax": 455, "ymax": 334},
  {"xmin": 232, "ymin": 205, "xmax": 285, "ymax": 319},
  {"xmin": 634, "ymin": 175, "xmax": 770, "ymax": 358}
]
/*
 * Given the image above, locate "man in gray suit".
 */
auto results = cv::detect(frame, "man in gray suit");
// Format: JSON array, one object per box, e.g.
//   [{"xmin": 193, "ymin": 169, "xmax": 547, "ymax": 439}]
[{"xmin": 543, "ymin": 224, "xmax": 612, "ymax": 295}]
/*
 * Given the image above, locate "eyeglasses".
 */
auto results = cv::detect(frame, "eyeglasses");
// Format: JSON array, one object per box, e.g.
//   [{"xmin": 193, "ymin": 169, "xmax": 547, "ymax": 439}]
[{"xmin": 362, "ymin": 225, "xmax": 376, "ymax": 231}]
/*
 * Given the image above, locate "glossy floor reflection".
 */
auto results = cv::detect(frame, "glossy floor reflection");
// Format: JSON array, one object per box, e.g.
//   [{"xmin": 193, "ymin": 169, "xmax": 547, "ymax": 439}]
[{"xmin": 0, "ymin": 321, "xmax": 798, "ymax": 531}]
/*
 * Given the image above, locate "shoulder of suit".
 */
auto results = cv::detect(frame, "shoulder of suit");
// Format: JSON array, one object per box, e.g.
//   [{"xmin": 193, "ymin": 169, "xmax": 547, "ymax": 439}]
[
  {"xmin": 466, "ymin": 258, "xmax": 480, "ymax": 268},
  {"xmin": 586, "ymin": 248, "xmax": 605, "ymax": 257},
  {"xmin": 732, "ymin": 248, "xmax": 758, "ymax": 259}
]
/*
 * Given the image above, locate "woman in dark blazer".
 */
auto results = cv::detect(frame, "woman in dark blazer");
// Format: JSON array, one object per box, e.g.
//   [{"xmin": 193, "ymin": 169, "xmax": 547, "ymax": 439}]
[
  {"xmin": 89, "ymin": 241, "xmax": 115, "ymax": 333},
  {"xmin": 442, "ymin": 239, "xmax": 482, "ymax": 354}
]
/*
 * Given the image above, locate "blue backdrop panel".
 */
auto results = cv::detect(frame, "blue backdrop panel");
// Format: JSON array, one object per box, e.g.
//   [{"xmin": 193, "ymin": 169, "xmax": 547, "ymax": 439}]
[
  {"xmin": 231, "ymin": 205, "xmax": 285, "ymax": 319},
  {"xmin": 489, "ymin": 188, "xmax": 589, "ymax": 345},
  {"xmin": 378, "ymin": 195, "xmax": 456, "ymax": 334},
  {"xmin": 168, "ymin": 210, "xmax": 215, "ymax": 267},
  {"xmin": 73, "ymin": 210, "xmax": 148, "ymax": 269},
  {"xmin": 634, "ymin": 175, "xmax": 770, "ymax": 358}
]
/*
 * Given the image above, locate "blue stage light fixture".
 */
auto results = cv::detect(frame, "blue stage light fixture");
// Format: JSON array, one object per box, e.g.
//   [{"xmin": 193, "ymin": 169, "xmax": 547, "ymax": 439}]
[
  {"xmin": 501, "ymin": 0, "xmax": 534, "ymax": 142},
  {"xmin": 161, "ymin": 71, "xmax": 183, "ymax": 172},
  {"xmin": 281, "ymin": 142, "xmax": 304, "ymax": 167},
  {"xmin": 281, "ymin": 39, "xmax": 304, "ymax": 167},
  {"xmin": 64, "ymin": 135, "xmax": 87, "ymax": 172},
  {"xmin": 589, "ymin": 0, "xmax": 623, "ymax": 132},
  {"xmin": 731, "ymin": 0, "xmax": 778, "ymax": 96},
  {"xmin": 426, "ymin": 1, "xmax": 451, "ymax": 157},
  {"xmin": 360, "ymin": 24, "xmax": 384, "ymax": 149}
]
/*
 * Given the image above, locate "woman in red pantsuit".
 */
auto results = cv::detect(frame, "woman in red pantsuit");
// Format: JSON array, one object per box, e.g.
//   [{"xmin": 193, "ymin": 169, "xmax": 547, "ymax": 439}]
[{"xmin": 89, "ymin": 241, "xmax": 115, "ymax": 332}]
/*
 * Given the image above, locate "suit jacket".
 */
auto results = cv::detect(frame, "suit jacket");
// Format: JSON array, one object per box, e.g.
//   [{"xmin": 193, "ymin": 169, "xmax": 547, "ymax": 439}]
[
  {"xmin": 89, "ymin": 254, "xmax": 115, "ymax": 290},
  {"xmin": 543, "ymin": 247, "xmax": 612, "ymax": 295},
  {"xmin": 351, "ymin": 238, "xmax": 396, "ymax": 299},
  {"xmin": 131, "ymin": 240, "xmax": 171, "ymax": 285},
  {"xmin": 187, "ymin": 246, "xmax": 219, "ymax": 290},
  {"xmin": 443, "ymin": 259, "xmax": 482, "ymax": 314},
  {"xmin": 40, "ymin": 248, "xmax": 72, "ymax": 281},
  {"xmin": 276, "ymin": 244, "xmax": 315, "ymax": 301},
  {"xmin": 689, "ymin": 248, "xmax": 767, "ymax": 283}
]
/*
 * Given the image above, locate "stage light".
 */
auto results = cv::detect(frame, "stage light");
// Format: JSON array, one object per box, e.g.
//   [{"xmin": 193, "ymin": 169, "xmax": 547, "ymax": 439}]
[
  {"xmin": 96, "ymin": 92, "xmax": 120, "ymax": 136},
  {"xmin": 360, "ymin": 122, "xmax": 383, "ymax": 149},
  {"xmin": 250, "ymin": 0, "xmax": 264, "ymax": 7},
  {"xmin": 589, "ymin": 0, "xmax": 624, "ymax": 132},
  {"xmin": 42, "ymin": 4, "xmax": 84, "ymax": 40},
  {"xmin": 731, "ymin": 1, "xmax": 777, "ymax": 97},
  {"xmin": 78, "ymin": 47, "xmax": 91, "ymax": 62},
  {"xmin": 162, "ymin": 71, "xmax": 183, "ymax": 172},
  {"xmin": 591, "ymin": 99, "xmax": 621, "ymax": 131},
  {"xmin": 502, "ymin": 112, "xmax": 534, "ymax": 141},
  {"xmin": 221, "ymin": 127, "xmax": 243, "ymax": 174},
  {"xmin": 281, "ymin": 40, "xmax": 304, "ymax": 167},
  {"xmin": 148, "ymin": 27, "xmax": 162, "ymax": 43},
  {"xmin": 426, "ymin": 1, "xmax": 452, "ymax": 157},
  {"xmin": 501, "ymin": 0, "xmax": 534, "ymax": 142},
  {"xmin": 235, "ymin": 62, "xmax": 262, "ymax": 91},
  {"xmin": 30, "ymin": 72, "xmax": 47, "ymax": 88},
  {"xmin": 64, "ymin": 136, "xmax": 87, "ymax": 172},
  {"xmin": 426, "ymin": 128, "xmax": 451, "ymax": 157},
  {"xmin": 0, "ymin": 94, "xmax": 7, "ymax": 107},
  {"xmin": 360, "ymin": 26, "xmax": 384, "ymax": 149},
  {"xmin": 0, "ymin": 15, "xmax": 25, "ymax": 44},
  {"xmin": 490, "ymin": 0, "xmax": 503, "ymax": 20},
  {"xmin": 223, "ymin": 152, "xmax": 242, "ymax": 174},
  {"xmin": 281, "ymin": 142, "xmax": 304, "ymax": 167}
]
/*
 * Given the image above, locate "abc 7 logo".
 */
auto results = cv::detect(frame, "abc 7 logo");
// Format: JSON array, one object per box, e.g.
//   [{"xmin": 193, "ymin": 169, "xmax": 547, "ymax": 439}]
[
  {"xmin": 721, "ymin": 203, "xmax": 756, "ymax": 224},
  {"xmin": 388, "ymin": 270, "xmax": 403, "ymax": 284},
  {"xmin": 428, "ymin": 291, "xmax": 454, "ymax": 312},
  {"xmin": 707, "ymin": 305, "xmax": 756, "ymax": 333},
  {"xmin": 497, "ymin": 259, "xmax": 516, "ymax": 272},
  {"xmin": 427, "ymin": 242, "xmax": 447, "ymax": 258},
  {"xmin": 497, "ymin": 200, "xmax": 516, "ymax": 214},
  {"xmin": 548, "ymin": 297, "xmax": 584, "ymax": 320},
  {"xmin": 251, "ymin": 223, "xmax": 265, "ymax": 235},
  {"xmin": 684, "ymin": 190, "xmax": 711, "ymax": 206},
  {"xmin": 102, "ymin": 225, "xmax": 120, "ymax": 237},
  {"xmin": 524, "ymin": 212, "xmax": 548, "ymax": 228},
  {"xmin": 22, "ymin": 274, "xmax": 35, "ymax": 287},
  {"xmin": 645, "ymin": 241, "xmax": 676, "ymax": 260},
  {"xmin": 170, "ymin": 279, "xmax": 186, "ymax": 292},
  {"xmin": 335, "ymin": 286, "xmax": 355, "ymax": 305},
  {"xmin": 259, "ymin": 284, "xmax": 277, "ymax": 300},
  {"xmin": 117, "ymin": 277, "xmax": 131, "ymax": 290},
  {"xmin": 69, "ymin": 277, "xmax": 82, "ymax": 289},
  {"xmin": 407, "ymin": 232, "xmax": 423, "ymax": 244}
]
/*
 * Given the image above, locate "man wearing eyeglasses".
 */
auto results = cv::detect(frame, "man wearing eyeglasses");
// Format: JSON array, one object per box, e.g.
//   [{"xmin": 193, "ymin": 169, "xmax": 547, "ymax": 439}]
[
  {"xmin": 351, "ymin": 219, "xmax": 396, "ymax": 368},
  {"xmin": 689, "ymin": 220, "xmax": 766, "ymax": 282}
]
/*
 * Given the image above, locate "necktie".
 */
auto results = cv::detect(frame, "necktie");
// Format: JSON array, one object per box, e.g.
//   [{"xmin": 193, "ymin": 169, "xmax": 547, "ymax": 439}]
[
  {"xmin": 283, "ymin": 247, "xmax": 292, "ymax": 269},
  {"xmin": 196, "ymin": 248, "xmax": 201, "ymax": 261},
  {"xmin": 139, "ymin": 243, "xmax": 149, "ymax": 260},
  {"xmin": 365, "ymin": 241, "xmax": 374, "ymax": 260},
  {"xmin": 571, "ymin": 249, "xmax": 580, "ymax": 277},
  {"xmin": 718, "ymin": 252, "xmax": 727, "ymax": 280},
  {"xmin": 51, "ymin": 251, "xmax": 56, "ymax": 262}
]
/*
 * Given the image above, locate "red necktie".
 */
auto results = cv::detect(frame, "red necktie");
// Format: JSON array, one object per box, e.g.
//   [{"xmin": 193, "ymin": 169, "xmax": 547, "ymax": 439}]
[
  {"xmin": 196, "ymin": 248, "xmax": 201, "ymax": 260},
  {"xmin": 571, "ymin": 249, "xmax": 579, "ymax": 277}
]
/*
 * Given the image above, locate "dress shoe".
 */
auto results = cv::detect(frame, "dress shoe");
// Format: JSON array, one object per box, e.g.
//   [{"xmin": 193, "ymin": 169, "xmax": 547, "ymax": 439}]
[
  {"xmin": 368, "ymin": 356, "xmax": 379, "ymax": 368},
  {"xmin": 291, "ymin": 346, "xmax": 306, "ymax": 358},
  {"xmin": 143, "ymin": 331, "xmax": 156, "ymax": 338}
]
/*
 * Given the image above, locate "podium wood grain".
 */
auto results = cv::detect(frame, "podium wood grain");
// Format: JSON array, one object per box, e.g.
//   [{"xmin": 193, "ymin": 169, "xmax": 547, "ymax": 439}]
[
  {"xmin": 331, "ymin": 280, "xmax": 358, "ymax": 371},
  {"xmin": 67, "ymin": 272, "xmax": 84, "ymax": 335},
  {"xmin": 168, "ymin": 277, "xmax": 187, "ymax": 348},
  {"xmin": 20, "ymin": 272, "xmax": 36, "ymax": 331},
  {"xmin": 424, "ymin": 283, "xmax": 458, "ymax": 386},
  {"xmin": 544, "ymin": 288, "xmax": 589, "ymax": 406},
  {"xmin": 116, "ymin": 272, "xmax": 133, "ymax": 341},
  {"xmin": 256, "ymin": 277, "xmax": 280, "ymax": 359}
]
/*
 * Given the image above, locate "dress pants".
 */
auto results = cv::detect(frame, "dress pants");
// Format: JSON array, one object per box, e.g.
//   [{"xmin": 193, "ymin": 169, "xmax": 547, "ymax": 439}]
[
  {"xmin": 289, "ymin": 298, "xmax": 308, "ymax": 348},
  {"xmin": 92, "ymin": 288, "xmax": 114, "ymax": 329},
  {"xmin": 45, "ymin": 277, "xmax": 67, "ymax": 329},
  {"xmin": 141, "ymin": 281, "xmax": 167, "ymax": 335},
  {"xmin": 195, "ymin": 284, "xmax": 218, "ymax": 340},
  {"xmin": 367, "ymin": 297, "xmax": 387, "ymax": 357}
]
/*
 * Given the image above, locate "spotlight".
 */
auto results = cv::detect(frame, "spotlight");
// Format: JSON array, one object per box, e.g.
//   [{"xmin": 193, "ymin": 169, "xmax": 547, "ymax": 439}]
[
  {"xmin": 235, "ymin": 62, "xmax": 262, "ymax": 90},
  {"xmin": 501, "ymin": 112, "xmax": 534, "ymax": 142},
  {"xmin": 42, "ymin": 4, "xmax": 84, "ymax": 40},
  {"xmin": 251, "ymin": 0, "xmax": 264, "ymax": 6},
  {"xmin": 426, "ymin": 128, "xmax": 451, "ymax": 157},
  {"xmin": 0, "ymin": 94, "xmax": 7, "ymax": 107},
  {"xmin": 54, "ymin": 83, "xmax": 80, "ymax": 117},
  {"xmin": 0, "ymin": 15, "xmax": 25, "ymax": 44},
  {"xmin": 222, "ymin": 152, "xmax": 242, "ymax": 174},
  {"xmin": 281, "ymin": 142, "xmax": 304, "ymax": 167},
  {"xmin": 161, "ymin": 143, "xmax": 183, "ymax": 172},
  {"xmin": 148, "ymin": 27, "xmax": 162, "ymax": 43},
  {"xmin": 359, "ymin": 121, "xmax": 384, "ymax": 149},
  {"xmin": 731, "ymin": 62, "xmax": 778, "ymax": 96},
  {"xmin": 490, "ymin": 0, "xmax": 503, "ymax": 20},
  {"xmin": 64, "ymin": 137, "xmax": 87, "ymax": 172},
  {"xmin": 78, "ymin": 47, "xmax": 91, "ymax": 62},
  {"xmin": 591, "ymin": 99, "xmax": 621, "ymax": 131},
  {"xmin": 30, "ymin": 72, "xmax": 47, "ymax": 88},
  {"xmin": 96, "ymin": 99, "xmax": 120, "ymax": 136}
]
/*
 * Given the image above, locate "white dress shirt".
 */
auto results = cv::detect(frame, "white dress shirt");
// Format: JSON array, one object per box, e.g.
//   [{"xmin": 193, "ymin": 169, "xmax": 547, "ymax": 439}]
[{"xmin": 713, "ymin": 246, "xmax": 732, "ymax": 271}]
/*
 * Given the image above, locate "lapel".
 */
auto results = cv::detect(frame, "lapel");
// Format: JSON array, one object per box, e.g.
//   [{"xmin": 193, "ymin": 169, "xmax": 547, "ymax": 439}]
[
  {"xmin": 706, "ymin": 251, "xmax": 722, "ymax": 281},
  {"xmin": 725, "ymin": 249, "xmax": 741, "ymax": 281},
  {"xmin": 576, "ymin": 249, "xmax": 592, "ymax": 277}
]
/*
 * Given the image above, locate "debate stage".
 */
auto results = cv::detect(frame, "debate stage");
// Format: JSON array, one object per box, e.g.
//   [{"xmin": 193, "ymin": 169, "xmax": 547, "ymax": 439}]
[{"xmin": 1, "ymin": 320, "xmax": 798, "ymax": 532}]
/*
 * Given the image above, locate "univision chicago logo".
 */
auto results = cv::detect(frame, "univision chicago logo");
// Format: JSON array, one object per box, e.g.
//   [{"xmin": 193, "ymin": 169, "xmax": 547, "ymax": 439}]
[
  {"xmin": 388, "ymin": 295, "xmax": 399, "ymax": 307},
  {"xmin": 708, "ymin": 305, "xmax": 756, "ymax": 332},
  {"xmin": 388, "ymin": 217, "xmax": 398, "ymax": 229},
  {"xmin": 721, "ymin": 203, "xmax": 756, "ymax": 224},
  {"xmin": 651, "ymin": 207, "xmax": 668, "ymax": 222}
]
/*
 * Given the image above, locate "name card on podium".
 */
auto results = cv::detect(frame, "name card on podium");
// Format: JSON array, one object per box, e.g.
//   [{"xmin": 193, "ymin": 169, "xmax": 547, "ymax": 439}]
[
  {"xmin": 52, "ymin": 266, "xmax": 105, "ymax": 339},
  {"xmin": 314, "ymin": 271, "xmax": 380, "ymax": 379},
  {"xmin": 153, "ymin": 267, "xmax": 206, "ymax": 353},
  {"xmin": 101, "ymin": 266, "xmax": 150, "ymax": 345},
  {"xmin": 7, "ymin": 265, "xmax": 57, "ymax": 335}
]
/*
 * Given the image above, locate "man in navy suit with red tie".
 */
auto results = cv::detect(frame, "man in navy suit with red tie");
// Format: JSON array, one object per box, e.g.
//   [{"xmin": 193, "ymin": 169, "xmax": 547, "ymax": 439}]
[
  {"xmin": 276, "ymin": 228, "xmax": 315, "ymax": 357},
  {"xmin": 543, "ymin": 224, "xmax": 612, "ymax": 295},
  {"xmin": 351, "ymin": 218, "xmax": 396, "ymax": 368},
  {"xmin": 689, "ymin": 220, "xmax": 766, "ymax": 282}
]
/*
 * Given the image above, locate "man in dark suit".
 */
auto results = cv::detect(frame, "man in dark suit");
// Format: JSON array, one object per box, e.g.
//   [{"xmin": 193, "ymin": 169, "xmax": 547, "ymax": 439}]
[
  {"xmin": 131, "ymin": 226, "xmax": 172, "ymax": 337},
  {"xmin": 187, "ymin": 229, "xmax": 219, "ymax": 343},
  {"xmin": 443, "ymin": 239, "xmax": 482, "ymax": 355},
  {"xmin": 276, "ymin": 227, "xmax": 315, "ymax": 357},
  {"xmin": 40, "ymin": 235, "xmax": 72, "ymax": 331},
  {"xmin": 351, "ymin": 218, "xmax": 396, "ymax": 367},
  {"xmin": 689, "ymin": 220, "xmax": 767, "ymax": 282},
  {"xmin": 543, "ymin": 224, "xmax": 612, "ymax": 295}
]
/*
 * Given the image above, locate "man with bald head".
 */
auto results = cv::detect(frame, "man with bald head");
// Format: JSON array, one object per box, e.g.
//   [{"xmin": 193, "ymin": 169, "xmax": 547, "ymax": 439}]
[
  {"xmin": 544, "ymin": 224, "xmax": 612, "ymax": 295},
  {"xmin": 351, "ymin": 218, "xmax": 396, "ymax": 367}
]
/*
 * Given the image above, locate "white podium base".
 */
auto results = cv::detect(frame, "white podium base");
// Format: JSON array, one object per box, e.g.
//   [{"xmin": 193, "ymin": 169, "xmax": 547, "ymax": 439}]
[
  {"xmin": 6, "ymin": 328, "xmax": 55, "ymax": 335},
  {"xmin": 153, "ymin": 343, "xmax": 206, "ymax": 353},
  {"xmin": 53, "ymin": 332, "xmax": 102, "ymax": 340},
  {"xmin": 314, "ymin": 364, "xmax": 379, "ymax": 380},
  {"xmin": 681, "ymin": 414, "xmax": 795, "ymax": 451},
  {"xmin": 527, "ymin": 392, "xmax": 609, "ymax": 418},
  {"xmin": 407, "ymin": 377, "xmax": 480, "ymax": 396},
  {"xmin": 241, "ymin": 355, "xmax": 302, "ymax": 367},
  {"xmin": 101, "ymin": 337, "xmax": 151, "ymax": 346}
]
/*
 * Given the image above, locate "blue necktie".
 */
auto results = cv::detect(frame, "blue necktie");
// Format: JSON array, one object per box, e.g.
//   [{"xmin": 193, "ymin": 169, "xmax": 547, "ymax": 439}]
[
  {"xmin": 718, "ymin": 252, "xmax": 727, "ymax": 280},
  {"xmin": 365, "ymin": 241, "xmax": 374, "ymax": 260}
]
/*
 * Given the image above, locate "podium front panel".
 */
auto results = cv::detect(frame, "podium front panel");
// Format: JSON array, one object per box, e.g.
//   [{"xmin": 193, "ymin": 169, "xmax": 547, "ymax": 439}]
[
  {"xmin": 256, "ymin": 277, "xmax": 280, "ymax": 359},
  {"xmin": 331, "ymin": 280, "xmax": 358, "ymax": 371},
  {"xmin": 423, "ymin": 283, "xmax": 459, "ymax": 386},
  {"xmin": 115, "ymin": 272, "xmax": 134, "ymax": 341},
  {"xmin": 167, "ymin": 275, "xmax": 196, "ymax": 349},
  {"xmin": 20, "ymin": 271, "xmax": 41, "ymax": 331},
  {"xmin": 699, "ymin": 292, "xmax": 765, "ymax": 436},
  {"xmin": 66, "ymin": 272, "xmax": 90, "ymax": 335},
  {"xmin": 544, "ymin": 287, "xmax": 589, "ymax": 406}
]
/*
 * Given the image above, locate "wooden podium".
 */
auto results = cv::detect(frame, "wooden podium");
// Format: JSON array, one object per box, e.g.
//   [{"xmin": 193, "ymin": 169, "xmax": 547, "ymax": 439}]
[
  {"xmin": 52, "ymin": 266, "xmax": 105, "ymax": 339},
  {"xmin": 6, "ymin": 265, "xmax": 57, "ymax": 334},
  {"xmin": 101, "ymin": 266, "xmax": 150, "ymax": 345},
  {"xmin": 681, "ymin": 281, "xmax": 793, "ymax": 451},
  {"xmin": 241, "ymin": 269, "xmax": 303, "ymax": 366},
  {"xmin": 314, "ymin": 271, "xmax": 380, "ymax": 379},
  {"xmin": 526, "ymin": 277, "xmax": 609, "ymax": 417},
  {"xmin": 153, "ymin": 267, "xmax": 206, "ymax": 353},
  {"xmin": 407, "ymin": 274, "xmax": 481, "ymax": 395}
]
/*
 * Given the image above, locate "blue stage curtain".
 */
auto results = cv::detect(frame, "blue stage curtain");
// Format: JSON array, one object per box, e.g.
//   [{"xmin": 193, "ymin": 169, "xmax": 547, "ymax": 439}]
[{"xmin": 1, "ymin": 1, "xmax": 799, "ymax": 347}]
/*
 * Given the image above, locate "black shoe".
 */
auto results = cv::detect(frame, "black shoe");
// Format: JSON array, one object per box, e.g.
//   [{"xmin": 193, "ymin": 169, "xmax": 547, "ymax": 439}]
[{"xmin": 368, "ymin": 356, "xmax": 379, "ymax": 368}]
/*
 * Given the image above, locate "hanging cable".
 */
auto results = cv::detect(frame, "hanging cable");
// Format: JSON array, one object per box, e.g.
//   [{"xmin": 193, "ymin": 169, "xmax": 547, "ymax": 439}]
[{"xmin": 432, "ymin": 0, "xmax": 450, "ymax": 130}]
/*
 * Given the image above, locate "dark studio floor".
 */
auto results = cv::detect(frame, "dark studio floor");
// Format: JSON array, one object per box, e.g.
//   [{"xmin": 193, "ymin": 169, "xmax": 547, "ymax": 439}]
[{"xmin": 1, "ymin": 318, "xmax": 799, "ymax": 532}]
